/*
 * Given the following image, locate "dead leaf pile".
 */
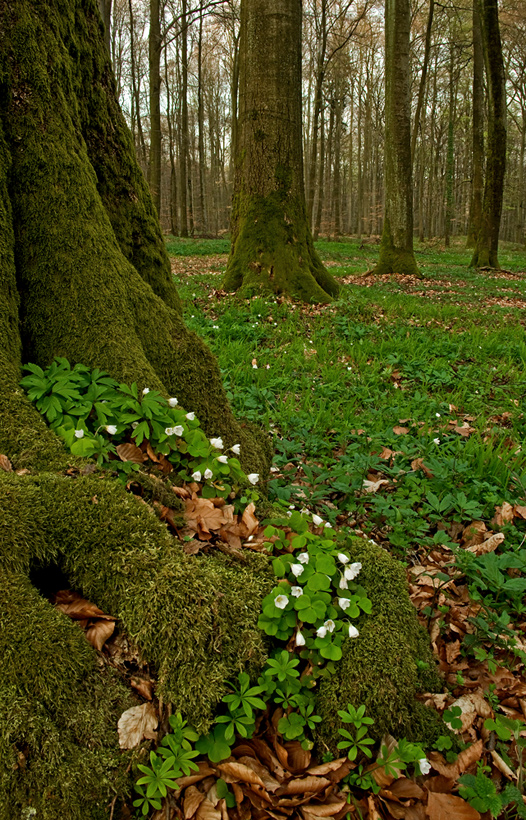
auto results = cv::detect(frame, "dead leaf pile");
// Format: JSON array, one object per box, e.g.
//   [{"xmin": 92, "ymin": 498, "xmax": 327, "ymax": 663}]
[{"xmin": 53, "ymin": 589, "xmax": 116, "ymax": 650}]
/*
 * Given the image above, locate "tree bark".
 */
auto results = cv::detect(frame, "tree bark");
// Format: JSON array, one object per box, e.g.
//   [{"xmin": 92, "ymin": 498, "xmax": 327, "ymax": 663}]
[
  {"xmin": 374, "ymin": 0, "xmax": 420, "ymax": 276},
  {"xmin": 470, "ymin": 0, "xmax": 506, "ymax": 268},
  {"xmin": 224, "ymin": 0, "xmax": 338, "ymax": 302},
  {"xmin": 466, "ymin": 2, "xmax": 485, "ymax": 250},
  {"xmin": 148, "ymin": 0, "xmax": 162, "ymax": 214}
]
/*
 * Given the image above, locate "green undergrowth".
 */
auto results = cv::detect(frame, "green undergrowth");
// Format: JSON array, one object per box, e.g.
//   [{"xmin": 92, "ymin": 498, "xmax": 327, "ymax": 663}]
[{"xmin": 173, "ymin": 236, "xmax": 526, "ymax": 664}]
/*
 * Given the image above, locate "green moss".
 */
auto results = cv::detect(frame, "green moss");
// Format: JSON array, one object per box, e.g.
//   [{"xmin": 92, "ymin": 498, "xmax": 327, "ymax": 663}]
[
  {"xmin": 0, "ymin": 471, "xmax": 273, "ymax": 728},
  {"xmin": 315, "ymin": 538, "xmax": 443, "ymax": 752},
  {"xmin": 224, "ymin": 191, "xmax": 339, "ymax": 303},
  {"xmin": 0, "ymin": 570, "xmax": 133, "ymax": 820},
  {"xmin": 373, "ymin": 218, "xmax": 422, "ymax": 277}
]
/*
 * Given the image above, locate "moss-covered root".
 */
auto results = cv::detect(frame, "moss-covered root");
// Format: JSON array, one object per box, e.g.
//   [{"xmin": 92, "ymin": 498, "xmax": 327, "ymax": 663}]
[
  {"xmin": 372, "ymin": 220, "xmax": 422, "ymax": 278},
  {"xmin": 0, "ymin": 570, "xmax": 133, "ymax": 820},
  {"xmin": 0, "ymin": 471, "xmax": 273, "ymax": 728},
  {"xmin": 224, "ymin": 192, "xmax": 339, "ymax": 303},
  {"xmin": 315, "ymin": 539, "xmax": 443, "ymax": 753}
]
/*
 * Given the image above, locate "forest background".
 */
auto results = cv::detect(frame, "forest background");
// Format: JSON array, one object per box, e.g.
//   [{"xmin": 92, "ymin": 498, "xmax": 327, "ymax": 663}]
[{"xmin": 105, "ymin": 0, "xmax": 526, "ymax": 247}]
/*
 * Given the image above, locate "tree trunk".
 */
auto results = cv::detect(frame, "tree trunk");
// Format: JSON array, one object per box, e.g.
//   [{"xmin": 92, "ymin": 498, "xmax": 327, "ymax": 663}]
[
  {"xmin": 470, "ymin": 0, "xmax": 506, "ymax": 268},
  {"xmin": 98, "ymin": 0, "xmax": 112, "ymax": 54},
  {"xmin": 148, "ymin": 0, "xmax": 162, "ymax": 215},
  {"xmin": 466, "ymin": 2, "xmax": 485, "ymax": 249},
  {"xmin": 374, "ymin": 0, "xmax": 420, "ymax": 276},
  {"xmin": 223, "ymin": 0, "xmax": 338, "ymax": 302},
  {"xmin": 179, "ymin": 0, "xmax": 189, "ymax": 237}
]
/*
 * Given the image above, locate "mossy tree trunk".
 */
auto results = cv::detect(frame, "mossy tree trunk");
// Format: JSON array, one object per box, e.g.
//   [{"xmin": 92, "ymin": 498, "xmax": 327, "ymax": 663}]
[
  {"xmin": 470, "ymin": 0, "xmax": 506, "ymax": 269},
  {"xmin": 223, "ymin": 0, "xmax": 339, "ymax": 303},
  {"xmin": 374, "ymin": 0, "xmax": 420, "ymax": 277}
]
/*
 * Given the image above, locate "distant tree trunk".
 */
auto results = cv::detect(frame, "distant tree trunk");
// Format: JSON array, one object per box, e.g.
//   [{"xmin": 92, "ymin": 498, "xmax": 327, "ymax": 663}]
[
  {"xmin": 196, "ymin": 7, "xmax": 207, "ymax": 234},
  {"xmin": 98, "ymin": 0, "xmax": 112, "ymax": 54},
  {"xmin": 470, "ymin": 0, "xmax": 506, "ymax": 268},
  {"xmin": 374, "ymin": 0, "xmax": 420, "ymax": 276},
  {"xmin": 164, "ymin": 49, "xmax": 179, "ymax": 235},
  {"xmin": 179, "ymin": 0, "xmax": 189, "ymax": 236},
  {"xmin": 313, "ymin": 101, "xmax": 326, "ymax": 240},
  {"xmin": 411, "ymin": 0, "xmax": 434, "ymax": 163},
  {"xmin": 306, "ymin": 0, "xmax": 327, "ymax": 228},
  {"xmin": 148, "ymin": 0, "xmax": 162, "ymax": 214},
  {"xmin": 444, "ymin": 44, "xmax": 457, "ymax": 247},
  {"xmin": 224, "ymin": 0, "xmax": 338, "ymax": 302},
  {"xmin": 128, "ymin": 0, "xmax": 147, "ymax": 168},
  {"xmin": 466, "ymin": 3, "xmax": 485, "ymax": 248}
]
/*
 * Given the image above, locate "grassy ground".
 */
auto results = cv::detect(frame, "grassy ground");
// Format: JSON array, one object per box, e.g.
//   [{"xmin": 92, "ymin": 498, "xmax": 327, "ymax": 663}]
[{"xmin": 169, "ymin": 234, "xmax": 526, "ymax": 667}]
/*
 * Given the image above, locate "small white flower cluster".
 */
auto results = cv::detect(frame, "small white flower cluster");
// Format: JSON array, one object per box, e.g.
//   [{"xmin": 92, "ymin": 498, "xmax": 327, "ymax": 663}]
[{"xmin": 165, "ymin": 425, "xmax": 184, "ymax": 437}]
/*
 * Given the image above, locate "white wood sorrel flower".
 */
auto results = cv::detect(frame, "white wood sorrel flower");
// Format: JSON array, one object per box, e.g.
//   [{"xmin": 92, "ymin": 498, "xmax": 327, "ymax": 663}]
[
  {"xmin": 247, "ymin": 473, "xmax": 259, "ymax": 485},
  {"xmin": 192, "ymin": 471, "xmax": 202, "ymax": 482},
  {"xmin": 291, "ymin": 564, "xmax": 304, "ymax": 578},
  {"xmin": 106, "ymin": 425, "xmax": 117, "ymax": 435},
  {"xmin": 217, "ymin": 455, "xmax": 228, "ymax": 464},
  {"xmin": 142, "ymin": 387, "xmax": 150, "ymax": 395},
  {"xmin": 419, "ymin": 758, "xmax": 431, "ymax": 775},
  {"xmin": 295, "ymin": 631, "xmax": 306, "ymax": 647},
  {"xmin": 338, "ymin": 597, "xmax": 351, "ymax": 611},
  {"xmin": 290, "ymin": 586, "xmax": 303, "ymax": 597},
  {"xmin": 204, "ymin": 468, "xmax": 213, "ymax": 480},
  {"xmin": 164, "ymin": 427, "xmax": 174, "ymax": 436},
  {"xmin": 344, "ymin": 562, "xmax": 362, "ymax": 581},
  {"xmin": 312, "ymin": 514, "xmax": 324, "ymax": 526},
  {"xmin": 173, "ymin": 425, "xmax": 184, "ymax": 436},
  {"xmin": 168, "ymin": 397, "xmax": 178, "ymax": 407},
  {"xmin": 210, "ymin": 437, "xmax": 223, "ymax": 449},
  {"xmin": 316, "ymin": 626, "xmax": 327, "ymax": 638},
  {"xmin": 274, "ymin": 594, "xmax": 289, "ymax": 609},
  {"xmin": 186, "ymin": 412, "xmax": 195, "ymax": 420},
  {"xmin": 297, "ymin": 552, "xmax": 309, "ymax": 564},
  {"xmin": 74, "ymin": 429, "xmax": 84, "ymax": 438},
  {"xmin": 348, "ymin": 624, "xmax": 359, "ymax": 638},
  {"xmin": 338, "ymin": 553, "xmax": 350, "ymax": 564},
  {"xmin": 231, "ymin": 444, "xmax": 241, "ymax": 455},
  {"xmin": 324, "ymin": 619, "xmax": 336, "ymax": 633}
]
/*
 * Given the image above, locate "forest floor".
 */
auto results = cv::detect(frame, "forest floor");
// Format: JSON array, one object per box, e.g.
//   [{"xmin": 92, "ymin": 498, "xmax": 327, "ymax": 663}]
[{"xmin": 160, "ymin": 236, "xmax": 526, "ymax": 820}]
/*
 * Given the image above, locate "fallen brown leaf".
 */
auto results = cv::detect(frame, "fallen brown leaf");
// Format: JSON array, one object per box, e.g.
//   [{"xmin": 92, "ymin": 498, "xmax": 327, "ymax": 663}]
[
  {"xmin": 0, "ymin": 454, "xmax": 12, "ymax": 472},
  {"xmin": 393, "ymin": 426, "xmax": 409, "ymax": 435},
  {"xmin": 426, "ymin": 791, "xmax": 480, "ymax": 820},
  {"xmin": 217, "ymin": 761, "xmax": 266, "ymax": 789},
  {"xmin": 195, "ymin": 798, "xmax": 221, "ymax": 820},
  {"xmin": 184, "ymin": 785, "xmax": 206, "ymax": 818},
  {"xmin": 117, "ymin": 702, "xmax": 157, "ymax": 749},
  {"xmin": 465, "ymin": 532, "xmax": 504, "ymax": 555},
  {"xmin": 85, "ymin": 619, "xmax": 115, "ymax": 651},
  {"xmin": 116, "ymin": 442, "xmax": 146, "ymax": 463}
]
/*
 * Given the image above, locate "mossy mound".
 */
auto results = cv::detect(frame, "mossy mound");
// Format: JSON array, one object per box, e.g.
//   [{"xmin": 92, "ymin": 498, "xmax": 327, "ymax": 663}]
[
  {"xmin": 0, "ymin": 470, "xmax": 274, "ymax": 819},
  {"xmin": 315, "ymin": 538, "xmax": 443, "ymax": 752}
]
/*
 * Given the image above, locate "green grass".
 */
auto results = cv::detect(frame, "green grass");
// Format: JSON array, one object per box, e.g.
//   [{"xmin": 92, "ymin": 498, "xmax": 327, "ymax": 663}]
[{"xmin": 169, "ymin": 236, "xmax": 526, "ymax": 624}]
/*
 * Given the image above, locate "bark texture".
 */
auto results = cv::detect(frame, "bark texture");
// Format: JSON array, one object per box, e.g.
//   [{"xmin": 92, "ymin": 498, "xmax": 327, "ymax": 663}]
[
  {"xmin": 470, "ymin": 0, "xmax": 506, "ymax": 268},
  {"xmin": 374, "ymin": 0, "xmax": 420, "ymax": 277},
  {"xmin": 223, "ymin": 0, "xmax": 338, "ymax": 302}
]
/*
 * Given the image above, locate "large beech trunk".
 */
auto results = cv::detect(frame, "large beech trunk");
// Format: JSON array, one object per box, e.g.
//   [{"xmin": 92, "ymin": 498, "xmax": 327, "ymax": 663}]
[
  {"xmin": 374, "ymin": 0, "xmax": 420, "ymax": 277},
  {"xmin": 223, "ymin": 0, "xmax": 338, "ymax": 303}
]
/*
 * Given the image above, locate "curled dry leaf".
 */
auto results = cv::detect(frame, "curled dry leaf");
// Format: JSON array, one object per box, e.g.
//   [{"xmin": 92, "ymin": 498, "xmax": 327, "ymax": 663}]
[
  {"xmin": 307, "ymin": 759, "xmax": 349, "ymax": 776},
  {"xmin": 195, "ymin": 798, "xmax": 222, "ymax": 820},
  {"xmin": 410, "ymin": 457, "xmax": 434, "ymax": 478},
  {"xmin": 130, "ymin": 677, "xmax": 154, "ymax": 700},
  {"xmin": 280, "ymin": 776, "xmax": 330, "ymax": 795},
  {"xmin": 428, "ymin": 739, "xmax": 483, "ymax": 778},
  {"xmin": 300, "ymin": 799, "xmax": 347, "ymax": 818},
  {"xmin": 465, "ymin": 532, "xmax": 504, "ymax": 555},
  {"xmin": 491, "ymin": 501, "xmax": 514, "ymax": 528},
  {"xmin": 217, "ymin": 761, "xmax": 266, "ymax": 789},
  {"xmin": 490, "ymin": 750, "xmax": 517, "ymax": 780},
  {"xmin": 117, "ymin": 702, "xmax": 158, "ymax": 749},
  {"xmin": 362, "ymin": 478, "xmax": 389, "ymax": 493},
  {"xmin": 54, "ymin": 589, "xmax": 115, "ymax": 621},
  {"xmin": 115, "ymin": 442, "xmax": 146, "ymax": 463},
  {"xmin": 184, "ymin": 785, "xmax": 206, "ymax": 819},
  {"xmin": 0, "ymin": 454, "xmax": 13, "ymax": 472},
  {"xmin": 85, "ymin": 619, "xmax": 115, "ymax": 651}
]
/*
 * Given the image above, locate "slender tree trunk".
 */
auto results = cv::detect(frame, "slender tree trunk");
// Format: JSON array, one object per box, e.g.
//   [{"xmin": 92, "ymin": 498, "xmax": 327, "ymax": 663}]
[
  {"xmin": 411, "ymin": 0, "xmax": 434, "ymax": 163},
  {"xmin": 444, "ymin": 45, "xmax": 457, "ymax": 247},
  {"xmin": 224, "ymin": 0, "xmax": 338, "ymax": 302},
  {"xmin": 470, "ymin": 0, "xmax": 506, "ymax": 268},
  {"xmin": 148, "ymin": 0, "xmax": 162, "ymax": 215},
  {"xmin": 466, "ymin": 3, "xmax": 485, "ymax": 248},
  {"xmin": 128, "ymin": 0, "xmax": 147, "ymax": 167},
  {"xmin": 306, "ymin": 0, "xmax": 327, "ymax": 227},
  {"xmin": 179, "ymin": 0, "xmax": 189, "ymax": 237},
  {"xmin": 164, "ymin": 50, "xmax": 179, "ymax": 235},
  {"xmin": 374, "ymin": 0, "xmax": 420, "ymax": 276},
  {"xmin": 313, "ymin": 102, "xmax": 326, "ymax": 240},
  {"xmin": 197, "ymin": 7, "xmax": 207, "ymax": 234}
]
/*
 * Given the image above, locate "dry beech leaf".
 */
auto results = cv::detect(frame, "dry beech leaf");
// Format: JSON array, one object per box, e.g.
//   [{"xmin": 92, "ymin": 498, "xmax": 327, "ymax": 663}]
[
  {"xmin": 424, "ymin": 775, "xmax": 457, "ymax": 794},
  {"xmin": 195, "ymin": 798, "xmax": 222, "ymax": 820},
  {"xmin": 393, "ymin": 426, "xmax": 409, "ymax": 435},
  {"xmin": 235, "ymin": 756, "xmax": 281, "ymax": 792},
  {"xmin": 490, "ymin": 750, "xmax": 516, "ymax": 780},
  {"xmin": 131, "ymin": 677, "xmax": 153, "ymax": 700},
  {"xmin": 465, "ymin": 532, "xmax": 504, "ymax": 555},
  {"xmin": 307, "ymin": 758, "xmax": 349, "ymax": 776},
  {"xmin": 410, "ymin": 457, "xmax": 434, "ymax": 478},
  {"xmin": 184, "ymin": 785, "xmax": 205, "ymax": 819},
  {"xmin": 85, "ymin": 619, "xmax": 115, "ymax": 651},
  {"xmin": 0, "ymin": 454, "xmax": 12, "ymax": 472},
  {"xmin": 426, "ymin": 792, "xmax": 480, "ymax": 820},
  {"xmin": 280, "ymin": 776, "xmax": 330, "ymax": 795},
  {"xmin": 299, "ymin": 799, "xmax": 347, "ymax": 817},
  {"xmin": 491, "ymin": 501, "xmax": 514, "ymax": 528},
  {"xmin": 388, "ymin": 778, "xmax": 425, "ymax": 799},
  {"xmin": 115, "ymin": 442, "xmax": 146, "ymax": 463},
  {"xmin": 513, "ymin": 504, "xmax": 526, "ymax": 519},
  {"xmin": 176, "ymin": 761, "xmax": 216, "ymax": 789},
  {"xmin": 54, "ymin": 590, "xmax": 115, "ymax": 621},
  {"xmin": 283, "ymin": 741, "xmax": 311, "ymax": 772},
  {"xmin": 429, "ymin": 739, "xmax": 483, "ymax": 778},
  {"xmin": 362, "ymin": 478, "xmax": 389, "ymax": 493},
  {"xmin": 117, "ymin": 702, "xmax": 157, "ymax": 749},
  {"xmin": 217, "ymin": 761, "xmax": 266, "ymax": 789}
]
